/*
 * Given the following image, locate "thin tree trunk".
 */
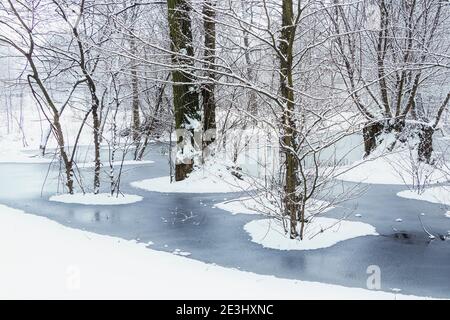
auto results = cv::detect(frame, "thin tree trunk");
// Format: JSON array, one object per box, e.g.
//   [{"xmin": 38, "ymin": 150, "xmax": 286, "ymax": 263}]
[
  {"xmin": 241, "ymin": 1, "xmax": 257, "ymax": 117},
  {"xmin": 130, "ymin": 31, "xmax": 141, "ymax": 159},
  {"xmin": 27, "ymin": 66, "xmax": 74, "ymax": 194},
  {"xmin": 91, "ymin": 98, "xmax": 101, "ymax": 194},
  {"xmin": 280, "ymin": 0, "xmax": 299, "ymax": 239},
  {"xmin": 202, "ymin": 0, "xmax": 217, "ymax": 153}
]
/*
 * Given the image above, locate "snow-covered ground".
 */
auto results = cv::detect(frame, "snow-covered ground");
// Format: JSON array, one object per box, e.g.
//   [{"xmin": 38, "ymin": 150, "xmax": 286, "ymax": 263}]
[
  {"xmin": 0, "ymin": 135, "xmax": 53, "ymax": 164},
  {"xmin": 0, "ymin": 204, "xmax": 429, "ymax": 299},
  {"xmin": 337, "ymin": 151, "xmax": 449, "ymax": 185},
  {"xmin": 397, "ymin": 186, "xmax": 450, "ymax": 207},
  {"xmin": 131, "ymin": 162, "xmax": 257, "ymax": 193},
  {"xmin": 49, "ymin": 193, "xmax": 143, "ymax": 205}
]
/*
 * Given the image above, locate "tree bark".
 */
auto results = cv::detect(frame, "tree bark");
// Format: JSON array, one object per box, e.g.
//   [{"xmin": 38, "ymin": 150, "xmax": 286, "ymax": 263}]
[
  {"xmin": 417, "ymin": 125, "xmax": 434, "ymax": 164},
  {"xmin": 201, "ymin": 0, "xmax": 217, "ymax": 151},
  {"xmin": 130, "ymin": 31, "xmax": 141, "ymax": 159},
  {"xmin": 167, "ymin": 0, "xmax": 201, "ymax": 181},
  {"xmin": 280, "ymin": 0, "xmax": 299, "ymax": 239},
  {"xmin": 362, "ymin": 121, "xmax": 384, "ymax": 158}
]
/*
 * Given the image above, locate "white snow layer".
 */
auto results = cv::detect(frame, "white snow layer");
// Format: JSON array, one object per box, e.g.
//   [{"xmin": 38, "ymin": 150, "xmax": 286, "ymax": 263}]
[
  {"xmin": 337, "ymin": 152, "xmax": 449, "ymax": 185},
  {"xmin": 131, "ymin": 163, "xmax": 256, "ymax": 193},
  {"xmin": 244, "ymin": 217, "xmax": 378, "ymax": 251},
  {"xmin": 0, "ymin": 136, "xmax": 52, "ymax": 163},
  {"xmin": 397, "ymin": 186, "xmax": 450, "ymax": 207},
  {"xmin": 0, "ymin": 204, "xmax": 429, "ymax": 299},
  {"xmin": 49, "ymin": 193, "xmax": 143, "ymax": 205}
]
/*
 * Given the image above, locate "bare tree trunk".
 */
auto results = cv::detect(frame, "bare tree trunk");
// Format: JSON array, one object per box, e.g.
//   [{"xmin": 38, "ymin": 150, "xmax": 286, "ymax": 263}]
[
  {"xmin": 202, "ymin": 0, "xmax": 217, "ymax": 152},
  {"xmin": 130, "ymin": 31, "xmax": 141, "ymax": 160},
  {"xmin": 167, "ymin": 0, "xmax": 201, "ymax": 181},
  {"xmin": 27, "ymin": 64, "xmax": 75, "ymax": 194},
  {"xmin": 280, "ymin": 0, "xmax": 299, "ymax": 239},
  {"xmin": 417, "ymin": 125, "xmax": 434, "ymax": 164},
  {"xmin": 91, "ymin": 97, "xmax": 101, "ymax": 194},
  {"xmin": 363, "ymin": 121, "xmax": 384, "ymax": 158},
  {"xmin": 241, "ymin": 1, "xmax": 257, "ymax": 117},
  {"xmin": 418, "ymin": 92, "xmax": 450, "ymax": 163}
]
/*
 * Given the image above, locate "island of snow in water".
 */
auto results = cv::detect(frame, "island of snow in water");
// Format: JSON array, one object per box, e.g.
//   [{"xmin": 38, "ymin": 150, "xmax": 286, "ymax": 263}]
[
  {"xmin": 244, "ymin": 217, "xmax": 378, "ymax": 251},
  {"xmin": 49, "ymin": 193, "xmax": 143, "ymax": 205},
  {"xmin": 216, "ymin": 195, "xmax": 378, "ymax": 250}
]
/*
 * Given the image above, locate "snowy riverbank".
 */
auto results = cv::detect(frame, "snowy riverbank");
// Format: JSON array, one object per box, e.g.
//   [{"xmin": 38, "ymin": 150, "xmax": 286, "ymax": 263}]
[{"xmin": 0, "ymin": 204, "xmax": 431, "ymax": 299}]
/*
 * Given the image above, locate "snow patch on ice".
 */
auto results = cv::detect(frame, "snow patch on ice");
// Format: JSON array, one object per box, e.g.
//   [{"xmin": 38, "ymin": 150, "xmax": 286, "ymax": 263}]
[
  {"xmin": 49, "ymin": 193, "xmax": 143, "ymax": 205},
  {"xmin": 244, "ymin": 217, "xmax": 378, "ymax": 251}
]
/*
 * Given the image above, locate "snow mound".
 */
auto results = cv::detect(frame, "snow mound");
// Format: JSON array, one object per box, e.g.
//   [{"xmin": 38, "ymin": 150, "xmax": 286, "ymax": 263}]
[
  {"xmin": 337, "ymin": 152, "xmax": 449, "ymax": 185},
  {"xmin": 49, "ymin": 193, "xmax": 143, "ymax": 205},
  {"xmin": 397, "ymin": 186, "xmax": 450, "ymax": 206},
  {"xmin": 244, "ymin": 217, "xmax": 378, "ymax": 251},
  {"xmin": 131, "ymin": 163, "xmax": 256, "ymax": 194}
]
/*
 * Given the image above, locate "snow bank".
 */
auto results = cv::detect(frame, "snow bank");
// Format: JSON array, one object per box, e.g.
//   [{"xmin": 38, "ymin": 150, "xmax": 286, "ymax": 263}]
[
  {"xmin": 0, "ymin": 135, "xmax": 52, "ymax": 164},
  {"xmin": 131, "ymin": 162, "xmax": 256, "ymax": 194},
  {"xmin": 397, "ymin": 186, "xmax": 450, "ymax": 207},
  {"xmin": 49, "ymin": 193, "xmax": 143, "ymax": 205},
  {"xmin": 244, "ymin": 217, "xmax": 378, "ymax": 251},
  {"xmin": 337, "ymin": 152, "xmax": 449, "ymax": 185},
  {"xmin": 0, "ymin": 204, "xmax": 427, "ymax": 299}
]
